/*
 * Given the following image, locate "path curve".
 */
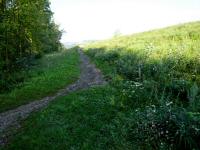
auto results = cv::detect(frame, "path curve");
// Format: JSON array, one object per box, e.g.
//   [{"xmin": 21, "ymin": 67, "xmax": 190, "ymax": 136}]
[{"xmin": 0, "ymin": 49, "xmax": 106, "ymax": 145}]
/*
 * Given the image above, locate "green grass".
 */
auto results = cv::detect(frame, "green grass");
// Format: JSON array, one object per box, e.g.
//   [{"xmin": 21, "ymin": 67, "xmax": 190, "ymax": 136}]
[
  {"xmin": 4, "ymin": 86, "xmax": 199, "ymax": 150},
  {"xmin": 84, "ymin": 21, "xmax": 200, "ymax": 104},
  {"xmin": 0, "ymin": 48, "xmax": 80, "ymax": 112},
  {"xmin": 3, "ymin": 86, "xmax": 125, "ymax": 150},
  {"xmin": 1, "ymin": 22, "xmax": 200, "ymax": 150},
  {"xmin": 82, "ymin": 21, "xmax": 200, "ymax": 149}
]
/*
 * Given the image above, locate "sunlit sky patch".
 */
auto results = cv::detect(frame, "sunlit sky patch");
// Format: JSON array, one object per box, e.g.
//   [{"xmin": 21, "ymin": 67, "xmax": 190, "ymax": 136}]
[{"xmin": 50, "ymin": 0, "xmax": 200, "ymax": 43}]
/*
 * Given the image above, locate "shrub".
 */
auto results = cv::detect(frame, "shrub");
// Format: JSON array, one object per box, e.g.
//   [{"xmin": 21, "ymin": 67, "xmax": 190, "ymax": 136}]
[
  {"xmin": 94, "ymin": 50, "xmax": 119, "ymax": 63},
  {"xmin": 118, "ymin": 80, "xmax": 159, "ymax": 108},
  {"xmin": 104, "ymin": 99, "xmax": 200, "ymax": 150},
  {"xmin": 124, "ymin": 104, "xmax": 200, "ymax": 149},
  {"xmin": 85, "ymin": 48, "xmax": 105, "ymax": 57},
  {"xmin": 165, "ymin": 79, "xmax": 191, "ymax": 102},
  {"xmin": 116, "ymin": 55, "xmax": 139, "ymax": 80}
]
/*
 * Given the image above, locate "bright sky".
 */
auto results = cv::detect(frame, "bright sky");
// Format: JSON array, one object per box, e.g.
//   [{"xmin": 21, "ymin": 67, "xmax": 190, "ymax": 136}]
[{"xmin": 50, "ymin": 0, "xmax": 200, "ymax": 43}]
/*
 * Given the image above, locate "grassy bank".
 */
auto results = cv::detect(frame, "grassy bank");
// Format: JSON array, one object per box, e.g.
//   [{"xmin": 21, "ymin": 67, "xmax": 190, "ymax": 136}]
[
  {"xmin": 84, "ymin": 21, "xmax": 200, "ymax": 108},
  {"xmin": 82, "ymin": 21, "xmax": 200, "ymax": 149},
  {"xmin": 0, "ymin": 48, "xmax": 80, "ymax": 112}
]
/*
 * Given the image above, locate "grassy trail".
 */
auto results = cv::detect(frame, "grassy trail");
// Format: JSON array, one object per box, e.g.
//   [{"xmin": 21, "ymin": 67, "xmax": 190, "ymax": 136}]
[
  {"xmin": 0, "ymin": 49, "xmax": 80, "ymax": 112},
  {"xmin": 0, "ymin": 48, "xmax": 106, "ymax": 147},
  {"xmin": 1, "ymin": 22, "xmax": 200, "ymax": 150}
]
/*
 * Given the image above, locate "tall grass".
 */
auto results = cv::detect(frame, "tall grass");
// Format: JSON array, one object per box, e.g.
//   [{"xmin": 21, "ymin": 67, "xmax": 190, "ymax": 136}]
[
  {"xmin": 2, "ymin": 22, "xmax": 200, "ymax": 150},
  {"xmin": 83, "ymin": 21, "xmax": 200, "ymax": 149}
]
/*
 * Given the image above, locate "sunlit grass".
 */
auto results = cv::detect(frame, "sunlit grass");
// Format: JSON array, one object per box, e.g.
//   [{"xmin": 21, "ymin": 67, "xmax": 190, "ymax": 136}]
[
  {"xmin": 0, "ymin": 49, "xmax": 80, "ymax": 112},
  {"xmin": 3, "ymin": 86, "xmax": 122, "ymax": 150},
  {"xmin": 82, "ymin": 21, "xmax": 200, "ymax": 149},
  {"xmin": 84, "ymin": 21, "xmax": 200, "ymax": 87},
  {"xmin": 2, "ymin": 22, "xmax": 200, "ymax": 150}
]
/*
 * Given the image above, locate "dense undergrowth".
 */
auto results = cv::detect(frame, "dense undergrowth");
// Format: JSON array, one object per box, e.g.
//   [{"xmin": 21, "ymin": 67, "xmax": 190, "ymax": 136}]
[
  {"xmin": 0, "ymin": 48, "xmax": 80, "ymax": 112},
  {"xmin": 83, "ymin": 22, "xmax": 200, "ymax": 149}
]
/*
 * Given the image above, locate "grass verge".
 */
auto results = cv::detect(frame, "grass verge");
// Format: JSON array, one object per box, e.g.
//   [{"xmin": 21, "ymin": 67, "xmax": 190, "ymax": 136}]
[{"xmin": 0, "ymin": 48, "xmax": 80, "ymax": 112}]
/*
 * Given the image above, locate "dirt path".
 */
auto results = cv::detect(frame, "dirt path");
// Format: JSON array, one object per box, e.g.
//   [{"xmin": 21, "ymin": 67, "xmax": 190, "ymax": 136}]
[{"xmin": 0, "ymin": 49, "xmax": 106, "ymax": 145}]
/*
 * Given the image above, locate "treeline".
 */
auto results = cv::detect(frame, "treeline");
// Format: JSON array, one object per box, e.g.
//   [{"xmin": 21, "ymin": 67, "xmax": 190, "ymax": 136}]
[{"xmin": 0, "ymin": 0, "xmax": 62, "ymax": 92}]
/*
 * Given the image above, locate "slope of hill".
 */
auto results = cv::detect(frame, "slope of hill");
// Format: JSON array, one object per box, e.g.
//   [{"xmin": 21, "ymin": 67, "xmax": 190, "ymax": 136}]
[
  {"xmin": 83, "ymin": 21, "xmax": 200, "ymax": 149},
  {"xmin": 84, "ymin": 21, "xmax": 200, "ymax": 99}
]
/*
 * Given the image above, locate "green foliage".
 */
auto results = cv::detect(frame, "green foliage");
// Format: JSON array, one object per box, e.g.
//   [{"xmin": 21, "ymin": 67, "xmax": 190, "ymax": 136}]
[
  {"xmin": 2, "ymin": 22, "xmax": 200, "ymax": 150},
  {"xmin": 84, "ymin": 21, "xmax": 200, "ymax": 103},
  {"xmin": 116, "ymin": 104, "xmax": 200, "ymax": 150},
  {"xmin": 3, "ymin": 86, "xmax": 121, "ymax": 150},
  {"xmin": 116, "ymin": 54, "xmax": 141, "ymax": 80},
  {"xmin": 3, "ymin": 86, "xmax": 200, "ymax": 150},
  {"xmin": 0, "ymin": 49, "xmax": 80, "ymax": 112},
  {"xmin": 119, "ymin": 80, "xmax": 159, "ymax": 108},
  {"xmin": 83, "ymin": 22, "xmax": 200, "ymax": 149},
  {"xmin": 0, "ymin": 0, "xmax": 62, "ymax": 92},
  {"xmin": 95, "ymin": 50, "xmax": 119, "ymax": 63}
]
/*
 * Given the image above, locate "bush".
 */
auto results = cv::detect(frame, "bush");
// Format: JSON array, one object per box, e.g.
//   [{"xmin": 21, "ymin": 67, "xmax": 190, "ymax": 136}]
[
  {"xmin": 85, "ymin": 48, "xmax": 105, "ymax": 57},
  {"xmin": 94, "ymin": 50, "xmax": 119, "ymax": 63},
  {"xmin": 111, "ymin": 103, "xmax": 200, "ymax": 150},
  {"xmin": 117, "ymin": 80, "xmax": 159, "ymax": 108},
  {"xmin": 116, "ymin": 55, "xmax": 139, "ymax": 80},
  {"xmin": 132, "ymin": 104, "xmax": 200, "ymax": 149},
  {"xmin": 166, "ymin": 79, "xmax": 191, "ymax": 102}
]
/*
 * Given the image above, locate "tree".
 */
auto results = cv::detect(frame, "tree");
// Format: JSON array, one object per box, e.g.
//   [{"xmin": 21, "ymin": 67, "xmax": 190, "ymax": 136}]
[{"xmin": 0, "ymin": 0, "xmax": 62, "ymax": 92}]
